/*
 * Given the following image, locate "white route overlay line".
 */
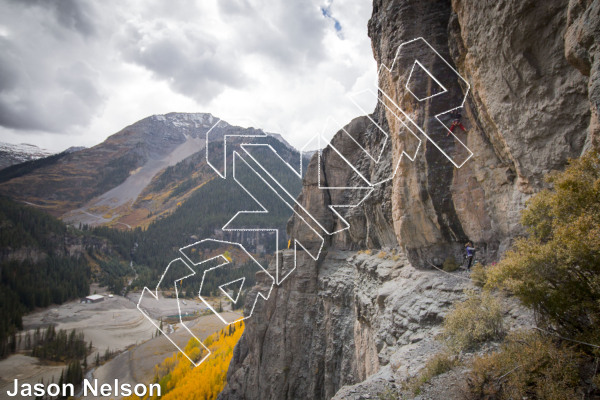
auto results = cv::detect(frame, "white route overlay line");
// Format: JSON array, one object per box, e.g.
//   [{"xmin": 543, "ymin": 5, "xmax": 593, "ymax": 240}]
[
  {"xmin": 243, "ymin": 108, "xmax": 419, "ymax": 238},
  {"xmin": 347, "ymin": 88, "xmax": 422, "ymax": 187},
  {"xmin": 220, "ymin": 277, "xmax": 246, "ymax": 303},
  {"xmin": 231, "ymin": 151, "xmax": 325, "ymax": 284},
  {"xmin": 206, "ymin": 118, "xmax": 304, "ymax": 179},
  {"xmin": 222, "ymin": 150, "xmax": 281, "ymax": 281},
  {"xmin": 137, "ymin": 36, "xmax": 474, "ymax": 368},
  {"xmin": 241, "ymin": 142, "xmax": 366, "ymax": 236},
  {"xmin": 378, "ymin": 36, "xmax": 472, "ymax": 169},
  {"xmin": 405, "ymin": 59, "xmax": 449, "ymax": 102},
  {"xmin": 178, "ymin": 239, "xmax": 275, "ymax": 325},
  {"xmin": 206, "ymin": 119, "xmax": 266, "ymax": 179},
  {"xmin": 137, "ymin": 258, "xmax": 211, "ymax": 367}
]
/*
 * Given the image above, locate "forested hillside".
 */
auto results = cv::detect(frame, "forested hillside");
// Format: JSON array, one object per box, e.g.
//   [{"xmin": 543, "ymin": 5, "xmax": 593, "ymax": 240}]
[
  {"xmin": 0, "ymin": 197, "xmax": 92, "ymax": 357},
  {"xmin": 0, "ymin": 151, "xmax": 68, "ymax": 184},
  {"xmin": 0, "ymin": 133, "xmax": 304, "ymax": 357},
  {"xmin": 93, "ymin": 136, "xmax": 304, "ymax": 292}
]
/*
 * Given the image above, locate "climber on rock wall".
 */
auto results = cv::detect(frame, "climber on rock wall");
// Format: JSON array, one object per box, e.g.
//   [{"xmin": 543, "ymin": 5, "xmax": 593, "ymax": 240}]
[
  {"xmin": 448, "ymin": 109, "xmax": 467, "ymax": 134},
  {"xmin": 464, "ymin": 242, "xmax": 476, "ymax": 270}
]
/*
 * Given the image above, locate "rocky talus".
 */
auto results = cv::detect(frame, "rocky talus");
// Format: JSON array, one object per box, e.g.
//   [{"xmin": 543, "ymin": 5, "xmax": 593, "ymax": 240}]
[{"xmin": 220, "ymin": 0, "xmax": 600, "ymax": 399}]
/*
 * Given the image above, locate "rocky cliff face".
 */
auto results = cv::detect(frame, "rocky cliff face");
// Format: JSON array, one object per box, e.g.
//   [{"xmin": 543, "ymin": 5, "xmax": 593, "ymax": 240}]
[
  {"xmin": 370, "ymin": 0, "xmax": 592, "ymax": 267},
  {"xmin": 220, "ymin": 1, "xmax": 599, "ymax": 399}
]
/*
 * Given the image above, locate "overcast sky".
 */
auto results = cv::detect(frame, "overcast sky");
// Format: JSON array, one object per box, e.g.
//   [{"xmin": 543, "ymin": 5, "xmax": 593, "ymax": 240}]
[{"xmin": 0, "ymin": 0, "xmax": 377, "ymax": 152}]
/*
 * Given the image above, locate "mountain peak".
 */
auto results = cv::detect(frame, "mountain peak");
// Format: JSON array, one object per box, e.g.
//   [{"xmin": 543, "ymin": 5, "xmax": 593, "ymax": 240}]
[
  {"xmin": 0, "ymin": 142, "xmax": 52, "ymax": 170},
  {"xmin": 136, "ymin": 112, "xmax": 297, "ymax": 150},
  {"xmin": 157, "ymin": 112, "xmax": 216, "ymax": 123}
]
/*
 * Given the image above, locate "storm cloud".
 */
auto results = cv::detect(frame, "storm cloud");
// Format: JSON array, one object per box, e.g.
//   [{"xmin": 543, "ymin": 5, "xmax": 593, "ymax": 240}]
[{"xmin": 0, "ymin": 0, "xmax": 105, "ymax": 132}]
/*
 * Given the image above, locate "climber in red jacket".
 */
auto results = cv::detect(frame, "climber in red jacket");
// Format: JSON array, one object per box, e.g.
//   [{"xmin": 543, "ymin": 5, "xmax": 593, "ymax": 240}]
[{"xmin": 447, "ymin": 109, "xmax": 466, "ymax": 135}]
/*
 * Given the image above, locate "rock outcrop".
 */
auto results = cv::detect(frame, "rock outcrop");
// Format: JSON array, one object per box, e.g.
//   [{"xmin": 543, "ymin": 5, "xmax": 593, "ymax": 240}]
[
  {"xmin": 220, "ymin": 1, "xmax": 599, "ymax": 399},
  {"xmin": 565, "ymin": 0, "xmax": 600, "ymax": 150},
  {"xmin": 370, "ymin": 0, "xmax": 591, "ymax": 266}
]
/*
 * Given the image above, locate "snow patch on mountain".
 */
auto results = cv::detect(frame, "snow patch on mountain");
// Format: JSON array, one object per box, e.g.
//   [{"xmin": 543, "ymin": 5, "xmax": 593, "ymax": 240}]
[{"xmin": 0, "ymin": 142, "xmax": 52, "ymax": 170}]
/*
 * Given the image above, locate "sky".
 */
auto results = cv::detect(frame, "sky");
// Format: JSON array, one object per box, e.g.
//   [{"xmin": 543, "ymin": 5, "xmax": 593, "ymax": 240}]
[{"xmin": 0, "ymin": 0, "xmax": 377, "ymax": 152}]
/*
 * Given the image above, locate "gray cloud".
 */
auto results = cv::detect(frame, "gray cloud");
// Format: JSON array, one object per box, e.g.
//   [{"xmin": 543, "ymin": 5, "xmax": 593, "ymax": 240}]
[
  {"xmin": 116, "ymin": 0, "xmax": 331, "ymax": 104},
  {"xmin": 116, "ymin": 21, "xmax": 248, "ymax": 104},
  {"xmin": 9, "ymin": 0, "xmax": 96, "ymax": 37},
  {"xmin": 0, "ymin": 39, "xmax": 20, "ymax": 93},
  {"xmin": 0, "ymin": 0, "xmax": 374, "ymax": 147},
  {"xmin": 217, "ymin": 0, "xmax": 254, "ymax": 16},
  {"xmin": 0, "ymin": 0, "xmax": 104, "ymax": 132},
  {"xmin": 0, "ymin": 59, "xmax": 104, "ymax": 131},
  {"xmin": 53, "ymin": 0, "xmax": 96, "ymax": 36},
  {"xmin": 218, "ymin": 0, "xmax": 329, "ymax": 67}
]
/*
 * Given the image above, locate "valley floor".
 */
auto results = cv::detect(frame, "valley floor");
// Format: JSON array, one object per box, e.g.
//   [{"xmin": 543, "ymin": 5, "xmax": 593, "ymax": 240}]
[{"xmin": 0, "ymin": 284, "xmax": 241, "ymax": 399}]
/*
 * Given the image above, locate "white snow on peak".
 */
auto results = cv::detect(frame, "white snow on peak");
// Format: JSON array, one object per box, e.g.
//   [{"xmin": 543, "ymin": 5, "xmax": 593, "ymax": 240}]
[
  {"xmin": 0, "ymin": 142, "xmax": 50, "ymax": 156},
  {"xmin": 156, "ymin": 112, "xmax": 218, "ymax": 128},
  {"xmin": 0, "ymin": 142, "xmax": 53, "ymax": 169}
]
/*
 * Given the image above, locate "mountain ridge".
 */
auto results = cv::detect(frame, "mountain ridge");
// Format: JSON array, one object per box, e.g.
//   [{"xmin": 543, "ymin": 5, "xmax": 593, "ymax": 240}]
[
  {"xmin": 0, "ymin": 142, "xmax": 52, "ymax": 170},
  {"xmin": 0, "ymin": 112, "xmax": 303, "ymax": 229}
]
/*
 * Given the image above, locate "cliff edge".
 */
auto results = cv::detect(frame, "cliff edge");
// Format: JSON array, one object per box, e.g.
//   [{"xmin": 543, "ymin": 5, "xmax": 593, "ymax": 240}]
[{"xmin": 219, "ymin": 1, "xmax": 599, "ymax": 399}]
